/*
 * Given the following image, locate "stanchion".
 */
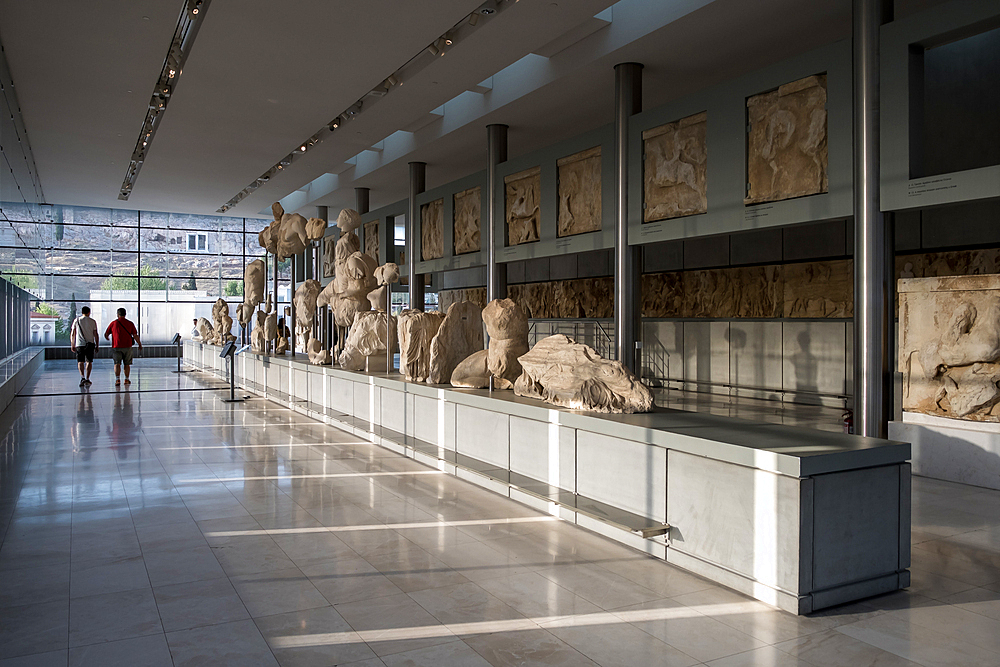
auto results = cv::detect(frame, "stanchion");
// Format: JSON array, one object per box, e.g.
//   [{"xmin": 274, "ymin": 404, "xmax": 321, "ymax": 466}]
[
  {"xmin": 171, "ymin": 333, "xmax": 194, "ymax": 373},
  {"xmin": 220, "ymin": 341, "xmax": 248, "ymax": 403}
]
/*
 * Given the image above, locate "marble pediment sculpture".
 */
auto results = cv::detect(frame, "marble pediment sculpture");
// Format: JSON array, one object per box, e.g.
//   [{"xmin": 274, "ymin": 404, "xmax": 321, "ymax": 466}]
[
  {"xmin": 514, "ymin": 334, "xmax": 654, "ymax": 414},
  {"xmin": 368, "ymin": 262, "xmax": 400, "ymax": 312},
  {"xmin": 305, "ymin": 217, "xmax": 327, "ymax": 242},
  {"xmin": 250, "ymin": 310, "xmax": 267, "ymax": 354},
  {"xmin": 339, "ymin": 311, "xmax": 397, "ymax": 372},
  {"xmin": 364, "ymin": 220, "xmax": 379, "ymax": 260},
  {"xmin": 451, "ymin": 298, "xmax": 528, "ymax": 389},
  {"xmin": 195, "ymin": 317, "xmax": 213, "ymax": 344},
  {"xmin": 397, "ymin": 310, "xmax": 445, "ymax": 382},
  {"xmin": 262, "ymin": 202, "xmax": 308, "ymax": 260},
  {"xmin": 237, "ymin": 259, "xmax": 266, "ymax": 328},
  {"xmin": 211, "ymin": 298, "xmax": 235, "ymax": 345},
  {"xmin": 307, "ymin": 336, "xmax": 331, "ymax": 365},
  {"xmin": 900, "ymin": 275, "xmax": 1000, "ymax": 421},
  {"xmin": 293, "ymin": 279, "xmax": 321, "ymax": 342},
  {"xmin": 428, "ymin": 301, "xmax": 484, "ymax": 385}
]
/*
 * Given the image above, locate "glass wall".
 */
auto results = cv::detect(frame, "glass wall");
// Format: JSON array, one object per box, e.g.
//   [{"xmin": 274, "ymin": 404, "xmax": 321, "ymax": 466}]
[{"xmin": 0, "ymin": 202, "xmax": 270, "ymax": 345}]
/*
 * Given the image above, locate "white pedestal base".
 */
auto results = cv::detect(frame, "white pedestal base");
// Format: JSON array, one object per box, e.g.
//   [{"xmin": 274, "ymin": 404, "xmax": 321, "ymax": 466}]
[{"xmin": 890, "ymin": 413, "xmax": 1000, "ymax": 490}]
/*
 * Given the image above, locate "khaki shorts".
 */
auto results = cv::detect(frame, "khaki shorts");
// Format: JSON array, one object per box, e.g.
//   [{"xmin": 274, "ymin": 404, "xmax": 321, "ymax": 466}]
[{"xmin": 112, "ymin": 347, "xmax": 134, "ymax": 366}]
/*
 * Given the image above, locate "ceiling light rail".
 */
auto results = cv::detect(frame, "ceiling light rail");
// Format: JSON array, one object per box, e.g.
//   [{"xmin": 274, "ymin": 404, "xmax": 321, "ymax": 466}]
[
  {"xmin": 218, "ymin": 0, "xmax": 515, "ymax": 213},
  {"xmin": 119, "ymin": 0, "xmax": 211, "ymax": 200}
]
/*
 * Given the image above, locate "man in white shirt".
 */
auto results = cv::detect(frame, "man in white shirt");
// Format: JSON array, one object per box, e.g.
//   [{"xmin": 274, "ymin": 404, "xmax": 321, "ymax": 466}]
[{"xmin": 70, "ymin": 306, "xmax": 99, "ymax": 386}]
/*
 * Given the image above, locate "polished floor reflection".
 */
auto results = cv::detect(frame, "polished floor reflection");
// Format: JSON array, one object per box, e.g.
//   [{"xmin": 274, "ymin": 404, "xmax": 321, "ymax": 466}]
[{"xmin": 2, "ymin": 360, "xmax": 1000, "ymax": 666}]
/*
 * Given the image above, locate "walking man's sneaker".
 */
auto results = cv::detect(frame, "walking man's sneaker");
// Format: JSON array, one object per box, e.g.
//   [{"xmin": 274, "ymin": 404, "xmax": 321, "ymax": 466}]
[{"xmin": 79, "ymin": 377, "xmax": 86, "ymax": 386}]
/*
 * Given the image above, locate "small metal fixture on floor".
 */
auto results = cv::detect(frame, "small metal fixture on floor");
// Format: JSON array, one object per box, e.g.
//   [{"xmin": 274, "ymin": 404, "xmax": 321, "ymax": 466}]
[{"xmin": 171, "ymin": 333, "xmax": 194, "ymax": 373}]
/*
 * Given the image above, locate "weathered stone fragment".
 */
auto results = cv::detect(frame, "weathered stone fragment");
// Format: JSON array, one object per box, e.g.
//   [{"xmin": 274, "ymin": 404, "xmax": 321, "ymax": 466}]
[
  {"xmin": 429, "ymin": 301, "xmax": 484, "ymax": 384},
  {"xmin": 340, "ymin": 311, "xmax": 396, "ymax": 372},
  {"xmin": 397, "ymin": 310, "xmax": 445, "ymax": 382},
  {"xmin": 514, "ymin": 334, "xmax": 654, "ymax": 413}
]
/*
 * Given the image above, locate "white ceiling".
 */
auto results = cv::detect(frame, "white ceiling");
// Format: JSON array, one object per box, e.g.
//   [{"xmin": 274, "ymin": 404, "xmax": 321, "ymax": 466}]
[{"xmin": 0, "ymin": 0, "xmax": 948, "ymax": 221}]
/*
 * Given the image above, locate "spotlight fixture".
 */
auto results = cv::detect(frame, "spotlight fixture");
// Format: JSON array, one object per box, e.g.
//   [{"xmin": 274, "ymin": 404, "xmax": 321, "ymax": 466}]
[
  {"xmin": 120, "ymin": 0, "xmax": 211, "ymax": 200},
  {"xmin": 385, "ymin": 74, "xmax": 399, "ymax": 87},
  {"xmin": 427, "ymin": 43, "xmax": 440, "ymax": 56},
  {"xmin": 480, "ymin": 7, "xmax": 495, "ymax": 15},
  {"xmin": 299, "ymin": 144, "xmax": 307, "ymax": 152},
  {"xmin": 444, "ymin": 35, "xmax": 453, "ymax": 46},
  {"xmin": 469, "ymin": 12, "xmax": 479, "ymax": 25},
  {"xmin": 328, "ymin": 116, "xmax": 341, "ymax": 130},
  {"xmin": 345, "ymin": 103, "xmax": 361, "ymax": 117}
]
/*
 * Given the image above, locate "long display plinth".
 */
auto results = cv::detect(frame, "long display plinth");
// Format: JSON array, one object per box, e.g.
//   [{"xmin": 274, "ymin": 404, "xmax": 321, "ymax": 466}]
[{"xmin": 186, "ymin": 340, "xmax": 911, "ymax": 615}]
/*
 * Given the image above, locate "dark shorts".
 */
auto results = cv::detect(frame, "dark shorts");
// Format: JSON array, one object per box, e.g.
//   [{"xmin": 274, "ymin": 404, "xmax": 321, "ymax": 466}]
[
  {"xmin": 112, "ymin": 347, "xmax": 134, "ymax": 366},
  {"xmin": 76, "ymin": 342, "xmax": 95, "ymax": 363}
]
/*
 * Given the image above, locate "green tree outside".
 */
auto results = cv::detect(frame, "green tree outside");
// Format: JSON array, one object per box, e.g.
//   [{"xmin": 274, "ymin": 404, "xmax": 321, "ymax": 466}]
[
  {"xmin": 33, "ymin": 302, "xmax": 69, "ymax": 341},
  {"xmin": 224, "ymin": 280, "xmax": 243, "ymax": 297},
  {"xmin": 101, "ymin": 265, "xmax": 167, "ymax": 291},
  {"xmin": 2, "ymin": 271, "xmax": 39, "ymax": 290}
]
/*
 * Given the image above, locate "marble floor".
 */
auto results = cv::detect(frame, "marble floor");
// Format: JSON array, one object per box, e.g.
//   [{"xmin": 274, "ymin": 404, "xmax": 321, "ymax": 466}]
[{"xmin": 2, "ymin": 360, "xmax": 1000, "ymax": 666}]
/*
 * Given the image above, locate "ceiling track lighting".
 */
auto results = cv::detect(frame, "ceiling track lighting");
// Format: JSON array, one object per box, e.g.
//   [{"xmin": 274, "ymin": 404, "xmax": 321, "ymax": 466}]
[
  {"xmin": 215, "ymin": 0, "xmax": 509, "ymax": 213},
  {"xmin": 119, "ymin": 0, "xmax": 211, "ymax": 200}
]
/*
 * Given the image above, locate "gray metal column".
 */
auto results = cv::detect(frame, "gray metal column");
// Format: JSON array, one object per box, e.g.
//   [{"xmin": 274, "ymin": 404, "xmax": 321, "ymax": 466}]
[
  {"xmin": 614, "ymin": 63, "xmax": 642, "ymax": 373},
  {"xmin": 486, "ymin": 124, "xmax": 508, "ymax": 304},
  {"xmin": 853, "ymin": 0, "xmax": 893, "ymax": 438},
  {"xmin": 408, "ymin": 162, "xmax": 426, "ymax": 311},
  {"xmin": 356, "ymin": 187, "xmax": 370, "ymax": 260},
  {"xmin": 290, "ymin": 254, "xmax": 296, "ymax": 356}
]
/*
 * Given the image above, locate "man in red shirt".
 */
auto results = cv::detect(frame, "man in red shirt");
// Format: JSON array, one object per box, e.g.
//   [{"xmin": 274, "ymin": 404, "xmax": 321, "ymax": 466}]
[{"xmin": 104, "ymin": 308, "xmax": 143, "ymax": 386}]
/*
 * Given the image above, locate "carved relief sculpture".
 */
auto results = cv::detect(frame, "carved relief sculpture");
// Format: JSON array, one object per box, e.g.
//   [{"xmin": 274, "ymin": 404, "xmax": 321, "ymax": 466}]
[
  {"xmin": 428, "ymin": 301, "xmax": 484, "ymax": 385},
  {"xmin": 514, "ymin": 334, "xmax": 654, "ymax": 414},
  {"xmin": 195, "ymin": 317, "xmax": 213, "ymax": 343},
  {"xmin": 899, "ymin": 276, "xmax": 1000, "ymax": 422},
  {"xmin": 421, "ymin": 198, "xmax": 444, "ymax": 261},
  {"xmin": 364, "ymin": 220, "xmax": 379, "ymax": 261},
  {"xmin": 643, "ymin": 111, "xmax": 707, "ymax": 221},
  {"xmin": 505, "ymin": 167, "xmax": 540, "ymax": 245},
  {"xmin": 322, "ymin": 235, "xmax": 337, "ymax": 278},
  {"xmin": 557, "ymin": 146, "xmax": 602, "ymax": 237},
  {"xmin": 745, "ymin": 74, "xmax": 828, "ymax": 205},
  {"xmin": 454, "ymin": 186, "xmax": 481, "ymax": 255},
  {"xmin": 237, "ymin": 259, "xmax": 266, "ymax": 329},
  {"xmin": 783, "ymin": 260, "xmax": 852, "ymax": 318},
  {"xmin": 305, "ymin": 217, "xmax": 327, "ymax": 243}
]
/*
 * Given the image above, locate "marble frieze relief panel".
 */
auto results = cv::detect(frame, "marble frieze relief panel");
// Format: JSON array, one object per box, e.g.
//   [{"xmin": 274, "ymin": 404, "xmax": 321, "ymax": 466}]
[
  {"xmin": 557, "ymin": 146, "xmax": 602, "ymax": 237},
  {"xmin": 364, "ymin": 220, "xmax": 379, "ymax": 261},
  {"xmin": 643, "ymin": 111, "xmax": 707, "ymax": 222},
  {"xmin": 745, "ymin": 73, "xmax": 828, "ymax": 205},
  {"xmin": 421, "ymin": 198, "xmax": 444, "ymax": 261},
  {"xmin": 900, "ymin": 275, "xmax": 1000, "ymax": 422},
  {"xmin": 783, "ymin": 259, "xmax": 852, "ymax": 318},
  {"xmin": 454, "ymin": 186, "xmax": 481, "ymax": 255},
  {"xmin": 505, "ymin": 166, "xmax": 541, "ymax": 245}
]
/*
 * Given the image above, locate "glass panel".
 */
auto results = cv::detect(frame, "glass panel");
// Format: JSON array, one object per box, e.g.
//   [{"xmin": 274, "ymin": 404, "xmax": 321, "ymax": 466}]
[
  {"xmin": 141, "ymin": 211, "xmax": 170, "ymax": 228},
  {"xmin": 219, "ymin": 216, "xmax": 243, "ymax": 232},
  {"xmin": 112, "ymin": 209, "xmax": 139, "ymax": 227},
  {"xmin": 168, "ymin": 253, "xmax": 220, "ymax": 279},
  {"xmin": 46, "ymin": 276, "xmax": 105, "ymax": 301},
  {"xmin": 219, "ymin": 231, "xmax": 243, "ymax": 255},
  {"xmin": 222, "ymin": 278, "xmax": 243, "ymax": 299},
  {"xmin": 169, "ymin": 213, "xmax": 220, "ymax": 232},
  {"xmin": 46, "ymin": 249, "xmax": 112, "ymax": 275},
  {"xmin": 140, "ymin": 227, "xmax": 182, "ymax": 252},
  {"xmin": 96, "ymin": 301, "xmax": 138, "ymax": 337},
  {"xmin": 220, "ymin": 256, "xmax": 243, "ymax": 278},
  {"xmin": 65, "ymin": 206, "xmax": 111, "ymax": 226},
  {"xmin": 31, "ymin": 300, "xmax": 71, "ymax": 344}
]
